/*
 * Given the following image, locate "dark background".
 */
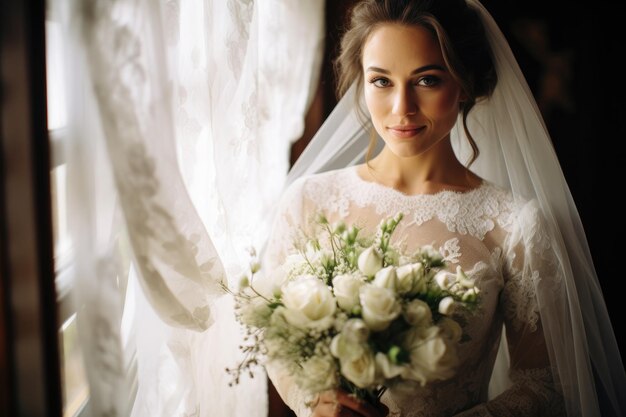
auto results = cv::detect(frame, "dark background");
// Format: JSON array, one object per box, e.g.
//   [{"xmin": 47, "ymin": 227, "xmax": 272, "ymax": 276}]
[
  {"xmin": 275, "ymin": 1, "xmax": 626, "ymax": 415},
  {"xmin": 481, "ymin": 1, "xmax": 626, "ymax": 355}
]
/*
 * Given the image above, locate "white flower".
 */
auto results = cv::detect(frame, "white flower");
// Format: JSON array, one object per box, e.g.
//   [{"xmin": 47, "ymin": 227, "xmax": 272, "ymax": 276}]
[
  {"xmin": 303, "ymin": 243, "xmax": 333, "ymax": 268},
  {"xmin": 455, "ymin": 266, "xmax": 476, "ymax": 289},
  {"xmin": 304, "ymin": 241, "xmax": 319, "ymax": 259},
  {"xmin": 412, "ymin": 266, "xmax": 428, "ymax": 294},
  {"xmin": 238, "ymin": 296, "xmax": 272, "ymax": 328},
  {"xmin": 403, "ymin": 299, "xmax": 432, "ymax": 327},
  {"xmin": 285, "ymin": 253, "xmax": 307, "ymax": 270},
  {"xmin": 395, "ymin": 264, "xmax": 414, "ymax": 292},
  {"xmin": 438, "ymin": 317, "xmax": 463, "ymax": 343},
  {"xmin": 298, "ymin": 355, "xmax": 338, "ymax": 393},
  {"xmin": 324, "ymin": 251, "xmax": 337, "ymax": 267},
  {"xmin": 281, "ymin": 275, "xmax": 336, "ymax": 330},
  {"xmin": 249, "ymin": 259, "xmax": 261, "ymax": 274},
  {"xmin": 420, "ymin": 245, "xmax": 444, "ymax": 263},
  {"xmin": 330, "ymin": 332, "xmax": 354, "ymax": 359},
  {"xmin": 434, "ymin": 270, "xmax": 456, "ymax": 290},
  {"xmin": 342, "ymin": 226, "xmax": 359, "ymax": 244},
  {"xmin": 358, "ymin": 247, "xmax": 383, "ymax": 277},
  {"xmin": 333, "ymin": 312, "xmax": 349, "ymax": 332},
  {"xmin": 333, "ymin": 274, "xmax": 363, "ymax": 312},
  {"xmin": 330, "ymin": 334, "xmax": 377, "ymax": 388},
  {"xmin": 375, "ymin": 352, "xmax": 405, "ymax": 379},
  {"xmin": 402, "ymin": 326, "xmax": 459, "ymax": 385},
  {"xmin": 373, "ymin": 266, "xmax": 397, "ymax": 290},
  {"xmin": 398, "ymin": 255, "xmax": 413, "ymax": 265},
  {"xmin": 251, "ymin": 267, "xmax": 289, "ymax": 298},
  {"xmin": 438, "ymin": 296, "xmax": 456, "ymax": 315},
  {"xmin": 462, "ymin": 287, "xmax": 480, "ymax": 302},
  {"xmin": 341, "ymin": 318, "xmax": 370, "ymax": 343},
  {"xmin": 396, "ymin": 262, "xmax": 425, "ymax": 295},
  {"xmin": 360, "ymin": 284, "xmax": 401, "ymax": 331},
  {"xmin": 238, "ymin": 275, "xmax": 250, "ymax": 290}
]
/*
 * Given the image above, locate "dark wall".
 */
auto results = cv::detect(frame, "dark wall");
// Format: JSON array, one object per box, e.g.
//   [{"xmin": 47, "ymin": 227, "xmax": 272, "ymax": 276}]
[{"xmin": 483, "ymin": 1, "xmax": 626, "ymax": 355}]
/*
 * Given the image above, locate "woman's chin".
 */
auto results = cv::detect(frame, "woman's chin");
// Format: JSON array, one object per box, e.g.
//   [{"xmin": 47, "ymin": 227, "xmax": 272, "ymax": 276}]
[{"xmin": 384, "ymin": 143, "xmax": 431, "ymax": 159}]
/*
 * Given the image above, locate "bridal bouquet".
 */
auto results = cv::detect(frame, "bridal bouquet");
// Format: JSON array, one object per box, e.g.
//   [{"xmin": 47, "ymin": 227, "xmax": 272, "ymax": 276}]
[{"xmin": 228, "ymin": 213, "xmax": 480, "ymax": 404}]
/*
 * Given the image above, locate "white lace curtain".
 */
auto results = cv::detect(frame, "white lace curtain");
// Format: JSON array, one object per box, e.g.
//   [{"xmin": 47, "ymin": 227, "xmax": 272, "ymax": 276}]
[{"xmin": 59, "ymin": 0, "xmax": 324, "ymax": 415}]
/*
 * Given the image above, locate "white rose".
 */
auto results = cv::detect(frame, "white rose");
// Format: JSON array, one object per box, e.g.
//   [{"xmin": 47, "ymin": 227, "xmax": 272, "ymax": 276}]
[
  {"xmin": 375, "ymin": 352, "xmax": 405, "ymax": 379},
  {"xmin": 373, "ymin": 266, "xmax": 397, "ymax": 290},
  {"xmin": 403, "ymin": 299, "xmax": 432, "ymax": 327},
  {"xmin": 330, "ymin": 334, "xmax": 377, "ymax": 388},
  {"xmin": 333, "ymin": 274, "xmax": 363, "ymax": 312},
  {"xmin": 358, "ymin": 247, "xmax": 383, "ymax": 277},
  {"xmin": 412, "ymin": 264, "xmax": 428, "ymax": 294},
  {"xmin": 434, "ymin": 270, "xmax": 456, "ymax": 290},
  {"xmin": 253, "ymin": 260, "xmax": 292, "ymax": 299},
  {"xmin": 438, "ymin": 296, "xmax": 456, "ymax": 315},
  {"xmin": 395, "ymin": 264, "xmax": 414, "ymax": 293},
  {"xmin": 402, "ymin": 326, "xmax": 459, "ymax": 385},
  {"xmin": 298, "ymin": 355, "xmax": 338, "ymax": 393},
  {"xmin": 438, "ymin": 317, "xmax": 463, "ymax": 343},
  {"xmin": 396, "ymin": 262, "xmax": 425, "ymax": 295},
  {"xmin": 360, "ymin": 284, "xmax": 401, "ymax": 331},
  {"xmin": 340, "ymin": 318, "xmax": 370, "ymax": 343},
  {"xmin": 281, "ymin": 275, "xmax": 336, "ymax": 330}
]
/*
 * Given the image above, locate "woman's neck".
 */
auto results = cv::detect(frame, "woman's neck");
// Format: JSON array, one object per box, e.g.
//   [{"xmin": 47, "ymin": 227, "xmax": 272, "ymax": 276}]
[{"xmin": 358, "ymin": 137, "xmax": 481, "ymax": 195}]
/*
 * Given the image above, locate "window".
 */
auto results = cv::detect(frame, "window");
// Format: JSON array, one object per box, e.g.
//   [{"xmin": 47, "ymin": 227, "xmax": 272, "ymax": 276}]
[{"xmin": 46, "ymin": 10, "xmax": 89, "ymax": 417}]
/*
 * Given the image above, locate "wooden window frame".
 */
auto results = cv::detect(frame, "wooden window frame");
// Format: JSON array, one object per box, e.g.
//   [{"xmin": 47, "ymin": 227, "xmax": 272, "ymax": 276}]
[{"xmin": 1, "ymin": 0, "xmax": 63, "ymax": 416}]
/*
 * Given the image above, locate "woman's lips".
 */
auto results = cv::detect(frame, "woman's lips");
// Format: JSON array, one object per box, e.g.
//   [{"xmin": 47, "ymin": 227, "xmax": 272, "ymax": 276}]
[{"xmin": 387, "ymin": 125, "xmax": 426, "ymax": 139}]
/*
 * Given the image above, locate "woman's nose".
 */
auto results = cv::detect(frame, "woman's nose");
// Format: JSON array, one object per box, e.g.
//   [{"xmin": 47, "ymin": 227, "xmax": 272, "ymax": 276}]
[{"xmin": 392, "ymin": 86, "xmax": 417, "ymax": 116}]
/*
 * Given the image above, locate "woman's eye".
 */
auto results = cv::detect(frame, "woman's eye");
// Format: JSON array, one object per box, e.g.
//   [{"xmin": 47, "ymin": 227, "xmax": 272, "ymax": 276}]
[
  {"xmin": 370, "ymin": 77, "xmax": 391, "ymax": 88},
  {"xmin": 416, "ymin": 75, "xmax": 441, "ymax": 87}
]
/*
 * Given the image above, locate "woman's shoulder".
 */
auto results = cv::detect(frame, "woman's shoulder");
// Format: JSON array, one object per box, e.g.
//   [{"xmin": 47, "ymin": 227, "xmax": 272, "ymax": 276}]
[{"xmin": 480, "ymin": 181, "xmax": 552, "ymax": 239}]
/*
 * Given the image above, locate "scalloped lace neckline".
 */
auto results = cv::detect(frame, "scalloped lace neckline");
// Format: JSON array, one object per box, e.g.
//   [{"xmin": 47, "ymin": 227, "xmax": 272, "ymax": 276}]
[
  {"xmin": 346, "ymin": 165, "xmax": 488, "ymax": 200},
  {"xmin": 302, "ymin": 167, "xmax": 516, "ymax": 239}
]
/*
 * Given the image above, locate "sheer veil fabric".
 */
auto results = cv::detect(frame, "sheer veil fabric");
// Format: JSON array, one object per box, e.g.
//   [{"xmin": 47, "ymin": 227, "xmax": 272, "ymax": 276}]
[{"xmin": 286, "ymin": 1, "xmax": 626, "ymax": 416}]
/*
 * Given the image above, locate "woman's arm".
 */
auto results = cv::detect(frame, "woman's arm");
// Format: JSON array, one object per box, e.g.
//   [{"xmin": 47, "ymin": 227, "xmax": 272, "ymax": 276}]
[{"xmin": 455, "ymin": 200, "xmax": 566, "ymax": 417}]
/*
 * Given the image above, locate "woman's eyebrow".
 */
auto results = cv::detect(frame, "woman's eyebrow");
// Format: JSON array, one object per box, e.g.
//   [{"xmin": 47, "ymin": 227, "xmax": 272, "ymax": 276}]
[{"xmin": 365, "ymin": 64, "xmax": 446, "ymax": 74}]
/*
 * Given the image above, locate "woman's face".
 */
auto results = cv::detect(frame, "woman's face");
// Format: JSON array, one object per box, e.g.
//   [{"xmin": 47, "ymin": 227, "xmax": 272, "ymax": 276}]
[{"xmin": 362, "ymin": 24, "xmax": 464, "ymax": 158}]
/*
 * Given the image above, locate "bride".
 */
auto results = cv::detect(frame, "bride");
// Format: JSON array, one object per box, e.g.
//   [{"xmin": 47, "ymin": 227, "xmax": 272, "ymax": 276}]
[{"xmin": 261, "ymin": 0, "xmax": 626, "ymax": 416}]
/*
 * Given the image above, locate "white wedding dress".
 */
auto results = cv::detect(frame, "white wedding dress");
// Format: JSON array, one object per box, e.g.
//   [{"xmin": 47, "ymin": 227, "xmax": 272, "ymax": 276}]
[{"xmin": 263, "ymin": 166, "xmax": 564, "ymax": 417}]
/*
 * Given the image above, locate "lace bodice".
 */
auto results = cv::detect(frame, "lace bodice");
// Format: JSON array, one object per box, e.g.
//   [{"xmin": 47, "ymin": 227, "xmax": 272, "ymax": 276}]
[{"xmin": 262, "ymin": 167, "xmax": 564, "ymax": 417}]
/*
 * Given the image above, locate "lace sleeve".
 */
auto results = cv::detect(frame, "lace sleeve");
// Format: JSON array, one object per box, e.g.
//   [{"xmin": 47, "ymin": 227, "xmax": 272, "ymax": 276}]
[
  {"xmin": 255, "ymin": 177, "xmax": 308, "ymax": 297},
  {"xmin": 455, "ymin": 200, "xmax": 565, "ymax": 417},
  {"xmin": 258, "ymin": 177, "xmax": 316, "ymax": 417}
]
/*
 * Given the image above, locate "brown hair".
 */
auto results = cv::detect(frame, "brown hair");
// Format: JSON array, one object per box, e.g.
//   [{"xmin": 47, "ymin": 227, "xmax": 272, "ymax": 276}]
[{"xmin": 336, "ymin": 0, "xmax": 497, "ymax": 166}]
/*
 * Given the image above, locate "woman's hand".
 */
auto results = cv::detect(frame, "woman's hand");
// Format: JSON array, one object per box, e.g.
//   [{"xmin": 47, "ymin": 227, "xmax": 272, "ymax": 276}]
[{"xmin": 310, "ymin": 390, "xmax": 389, "ymax": 417}]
